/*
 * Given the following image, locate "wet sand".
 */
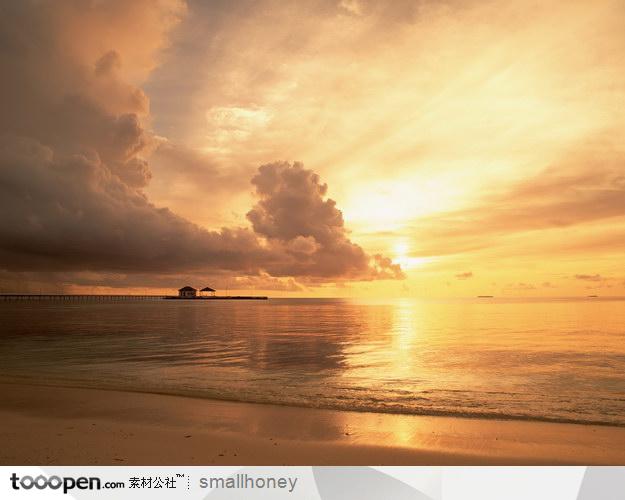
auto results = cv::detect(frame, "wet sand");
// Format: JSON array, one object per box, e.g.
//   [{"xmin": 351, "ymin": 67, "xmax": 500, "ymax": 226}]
[{"xmin": 1, "ymin": 382, "xmax": 624, "ymax": 465}]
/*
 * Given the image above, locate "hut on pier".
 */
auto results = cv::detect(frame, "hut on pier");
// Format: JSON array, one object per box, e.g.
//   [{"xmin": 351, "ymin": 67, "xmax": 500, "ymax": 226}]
[{"xmin": 178, "ymin": 286, "xmax": 197, "ymax": 298}]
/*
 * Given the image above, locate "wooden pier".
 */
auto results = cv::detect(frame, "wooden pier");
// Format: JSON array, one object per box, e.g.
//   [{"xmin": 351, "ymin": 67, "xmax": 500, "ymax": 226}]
[
  {"xmin": 163, "ymin": 296, "xmax": 268, "ymax": 300},
  {"xmin": 0, "ymin": 294, "xmax": 167, "ymax": 301},
  {"xmin": 0, "ymin": 294, "xmax": 268, "ymax": 301}
]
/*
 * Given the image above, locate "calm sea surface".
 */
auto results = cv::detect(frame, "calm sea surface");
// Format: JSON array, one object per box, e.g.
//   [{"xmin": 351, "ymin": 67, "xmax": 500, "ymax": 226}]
[{"xmin": 1, "ymin": 298, "xmax": 624, "ymax": 426}]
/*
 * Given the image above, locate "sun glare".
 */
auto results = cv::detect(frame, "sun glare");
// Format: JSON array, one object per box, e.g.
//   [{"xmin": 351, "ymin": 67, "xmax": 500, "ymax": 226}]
[
  {"xmin": 343, "ymin": 177, "xmax": 459, "ymax": 232},
  {"xmin": 392, "ymin": 241, "xmax": 432, "ymax": 270}
]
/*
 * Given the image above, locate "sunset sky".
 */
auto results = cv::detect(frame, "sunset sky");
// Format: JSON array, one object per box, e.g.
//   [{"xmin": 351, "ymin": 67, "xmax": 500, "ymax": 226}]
[{"xmin": 1, "ymin": 0, "xmax": 624, "ymax": 297}]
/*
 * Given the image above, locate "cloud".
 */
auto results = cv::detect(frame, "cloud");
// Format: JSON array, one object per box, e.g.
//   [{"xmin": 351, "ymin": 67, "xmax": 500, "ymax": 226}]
[
  {"xmin": 574, "ymin": 274, "xmax": 607, "ymax": 282},
  {"xmin": 0, "ymin": 0, "xmax": 183, "ymax": 188},
  {"xmin": 0, "ymin": 269, "xmax": 305, "ymax": 294},
  {"xmin": 131, "ymin": 0, "xmax": 625, "ymax": 295},
  {"xmin": 0, "ymin": 139, "xmax": 399, "ymax": 280},
  {"xmin": 472, "ymin": 161, "xmax": 623, "ymax": 233},
  {"xmin": 339, "ymin": 0, "xmax": 365, "ymax": 17},
  {"xmin": 504, "ymin": 282, "xmax": 536, "ymax": 291},
  {"xmin": 0, "ymin": 135, "xmax": 268, "ymax": 272},
  {"xmin": 455, "ymin": 271, "xmax": 473, "ymax": 280},
  {"xmin": 247, "ymin": 161, "xmax": 404, "ymax": 279},
  {"xmin": 146, "ymin": 139, "xmax": 253, "ymax": 226},
  {"xmin": 409, "ymin": 148, "xmax": 625, "ymax": 259},
  {"xmin": 94, "ymin": 50, "xmax": 123, "ymax": 77},
  {"xmin": 222, "ymin": 274, "xmax": 305, "ymax": 292},
  {"xmin": 0, "ymin": 1, "xmax": 401, "ymax": 286}
]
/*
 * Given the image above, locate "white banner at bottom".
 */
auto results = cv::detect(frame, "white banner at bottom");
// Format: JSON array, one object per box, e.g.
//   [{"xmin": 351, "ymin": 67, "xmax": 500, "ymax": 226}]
[{"xmin": 1, "ymin": 466, "xmax": 623, "ymax": 499}]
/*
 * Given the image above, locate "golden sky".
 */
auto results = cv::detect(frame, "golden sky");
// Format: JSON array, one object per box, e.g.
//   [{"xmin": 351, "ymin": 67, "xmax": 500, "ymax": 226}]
[{"xmin": 1, "ymin": 0, "xmax": 624, "ymax": 297}]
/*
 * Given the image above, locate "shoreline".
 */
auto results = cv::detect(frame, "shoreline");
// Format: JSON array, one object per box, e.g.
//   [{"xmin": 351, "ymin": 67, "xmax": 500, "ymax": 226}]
[
  {"xmin": 2, "ymin": 382, "xmax": 625, "ymax": 465},
  {"xmin": 2, "ymin": 376, "xmax": 623, "ymax": 429}
]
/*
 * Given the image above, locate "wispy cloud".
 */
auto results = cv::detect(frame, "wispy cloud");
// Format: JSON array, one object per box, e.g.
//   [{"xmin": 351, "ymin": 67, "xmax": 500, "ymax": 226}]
[{"xmin": 574, "ymin": 274, "xmax": 608, "ymax": 282}]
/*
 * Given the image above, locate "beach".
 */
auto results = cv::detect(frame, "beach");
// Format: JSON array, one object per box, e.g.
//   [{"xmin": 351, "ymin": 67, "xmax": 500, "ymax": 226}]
[
  {"xmin": 2, "ymin": 299, "xmax": 625, "ymax": 465},
  {"xmin": 2, "ymin": 382, "xmax": 624, "ymax": 465}
]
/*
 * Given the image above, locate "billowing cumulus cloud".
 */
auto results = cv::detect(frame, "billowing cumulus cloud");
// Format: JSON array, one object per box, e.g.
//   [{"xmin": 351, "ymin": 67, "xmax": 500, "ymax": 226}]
[
  {"xmin": 0, "ymin": 1, "xmax": 401, "ymax": 288},
  {"xmin": 247, "ymin": 162, "xmax": 403, "ymax": 279}
]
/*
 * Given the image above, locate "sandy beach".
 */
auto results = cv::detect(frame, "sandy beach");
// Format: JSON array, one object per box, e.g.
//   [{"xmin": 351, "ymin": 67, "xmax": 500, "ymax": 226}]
[{"xmin": 1, "ymin": 382, "xmax": 624, "ymax": 465}]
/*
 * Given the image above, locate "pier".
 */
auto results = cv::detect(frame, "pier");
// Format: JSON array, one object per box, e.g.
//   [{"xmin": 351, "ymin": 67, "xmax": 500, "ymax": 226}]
[
  {"xmin": 0, "ymin": 294, "xmax": 268, "ymax": 301},
  {"xmin": 0, "ymin": 294, "xmax": 166, "ymax": 301},
  {"xmin": 164, "ymin": 296, "xmax": 268, "ymax": 300}
]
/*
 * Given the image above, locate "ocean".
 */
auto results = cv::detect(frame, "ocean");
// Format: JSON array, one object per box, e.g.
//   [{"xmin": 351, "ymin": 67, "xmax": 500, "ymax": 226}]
[{"xmin": 1, "ymin": 297, "xmax": 624, "ymax": 426}]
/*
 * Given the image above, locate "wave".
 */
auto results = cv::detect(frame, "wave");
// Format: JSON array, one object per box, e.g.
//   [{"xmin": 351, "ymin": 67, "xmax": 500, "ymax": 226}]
[{"xmin": 2, "ymin": 374, "xmax": 624, "ymax": 428}]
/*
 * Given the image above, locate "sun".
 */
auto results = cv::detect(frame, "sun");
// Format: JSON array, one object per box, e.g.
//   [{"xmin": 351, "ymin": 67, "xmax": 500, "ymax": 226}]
[{"xmin": 392, "ymin": 241, "xmax": 432, "ymax": 270}]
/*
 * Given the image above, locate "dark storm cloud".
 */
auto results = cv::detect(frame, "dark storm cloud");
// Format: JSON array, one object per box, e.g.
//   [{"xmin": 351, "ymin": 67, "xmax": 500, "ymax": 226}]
[
  {"xmin": 0, "ymin": 1, "xmax": 401, "ymax": 283},
  {"xmin": 0, "ymin": 135, "xmax": 267, "ymax": 273},
  {"xmin": 0, "ymin": 138, "xmax": 399, "ymax": 279}
]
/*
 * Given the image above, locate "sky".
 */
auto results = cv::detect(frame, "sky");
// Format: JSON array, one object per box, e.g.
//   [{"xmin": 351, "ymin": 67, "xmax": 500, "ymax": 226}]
[{"xmin": 0, "ymin": 0, "xmax": 624, "ymax": 297}]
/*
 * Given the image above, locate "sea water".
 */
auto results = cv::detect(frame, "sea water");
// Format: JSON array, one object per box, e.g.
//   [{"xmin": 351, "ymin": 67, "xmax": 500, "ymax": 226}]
[{"xmin": 1, "ymin": 297, "xmax": 624, "ymax": 426}]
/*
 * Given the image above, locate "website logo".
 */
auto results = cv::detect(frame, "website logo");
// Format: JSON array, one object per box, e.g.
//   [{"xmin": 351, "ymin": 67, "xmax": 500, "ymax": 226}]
[{"xmin": 10, "ymin": 473, "xmax": 102, "ymax": 495}]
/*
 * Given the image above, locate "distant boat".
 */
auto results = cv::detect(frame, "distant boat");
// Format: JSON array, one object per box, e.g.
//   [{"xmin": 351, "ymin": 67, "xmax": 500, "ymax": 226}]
[
  {"xmin": 587, "ymin": 295, "xmax": 599, "ymax": 298},
  {"xmin": 477, "ymin": 295, "xmax": 494, "ymax": 298}
]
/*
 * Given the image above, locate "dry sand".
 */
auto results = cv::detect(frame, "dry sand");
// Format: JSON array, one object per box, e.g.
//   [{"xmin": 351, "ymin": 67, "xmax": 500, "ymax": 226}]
[{"xmin": 1, "ymin": 382, "xmax": 624, "ymax": 465}]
